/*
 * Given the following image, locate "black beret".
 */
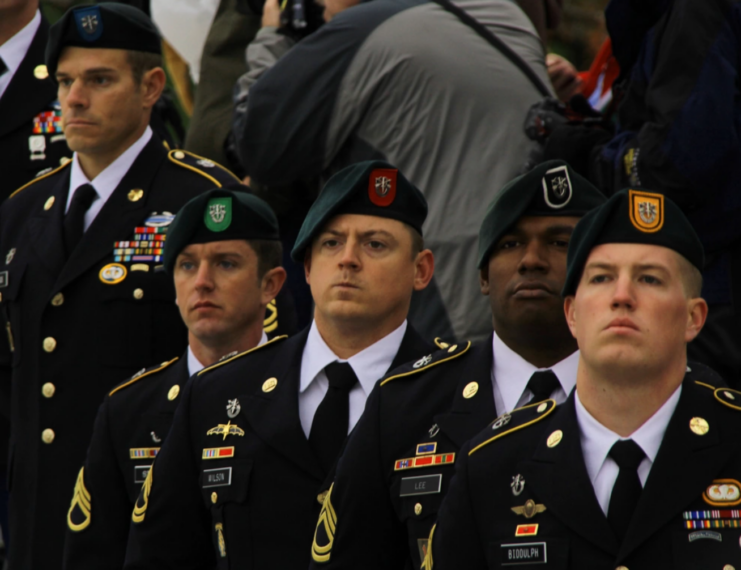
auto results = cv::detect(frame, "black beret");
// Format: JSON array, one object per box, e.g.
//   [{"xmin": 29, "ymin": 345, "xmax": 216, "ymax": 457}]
[
  {"xmin": 46, "ymin": 3, "xmax": 161, "ymax": 81},
  {"xmin": 477, "ymin": 160, "xmax": 606, "ymax": 268},
  {"xmin": 291, "ymin": 161, "xmax": 428, "ymax": 261},
  {"xmin": 163, "ymin": 185, "xmax": 280, "ymax": 274},
  {"xmin": 562, "ymin": 188, "xmax": 705, "ymax": 297}
]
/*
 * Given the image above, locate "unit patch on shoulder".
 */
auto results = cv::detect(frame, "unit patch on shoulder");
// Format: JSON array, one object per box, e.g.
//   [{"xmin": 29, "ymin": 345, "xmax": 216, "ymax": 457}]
[
  {"xmin": 469, "ymin": 399, "xmax": 557, "ymax": 456},
  {"xmin": 380, "ymin": 342, "xmax": 471, "ymax": 387},
  {"xmin": 312, "ymin": 483, "xmax": 337, "ymax": 563},
  {"xmin": 67, "ymin": 467, "xmax": 92, "ymax": 532}
]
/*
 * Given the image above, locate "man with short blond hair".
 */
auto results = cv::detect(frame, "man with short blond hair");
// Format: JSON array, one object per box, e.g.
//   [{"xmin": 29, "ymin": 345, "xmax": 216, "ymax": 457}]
[
  {"xmin": 0, "ymin": 4, "xmax": 239, "ymax": 568},
  {"xmin": 431, "ymin": 189, "xmax": 738, "ymax": 570}
]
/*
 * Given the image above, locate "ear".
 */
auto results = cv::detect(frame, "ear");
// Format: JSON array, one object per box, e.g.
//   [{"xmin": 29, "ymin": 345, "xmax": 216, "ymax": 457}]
[
  {"xmin": 260, "ymin": 267, "xmax": 287, "ymax": 306},
  {"xmin": 479, "ymin": 266, "xmax": 490, "ymax": 296},
  {"xmin": 140, "ymin": 67, "xmax": 166, "ymax": 109},
  {"xmin": 563, "ymin": 295, "xmax": 578, "ymax": 339},
  {"xmin": 413, "ymin": 249, "xmax": 435, "ymax": 291},
  {"xmin": 685, "ymin": 297, "xmax": 708, "ymax": 343}
]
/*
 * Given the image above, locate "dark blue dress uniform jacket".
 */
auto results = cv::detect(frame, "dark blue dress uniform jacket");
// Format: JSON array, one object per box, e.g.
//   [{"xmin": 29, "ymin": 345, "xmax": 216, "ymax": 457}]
[
  {"xmin": 308, "ymin": 338, "xmax": 498, "ymax": 570},
  {"xmin": 431, "ymin": 371, "xmax": 740, "ymax": 570},
  {"xmin": 124, "ymin": 325, "xmax": 433, "ymax": 570},
  {"xmin": 0, "ymin": 135, "xmax": 238, "ymax": 570}
]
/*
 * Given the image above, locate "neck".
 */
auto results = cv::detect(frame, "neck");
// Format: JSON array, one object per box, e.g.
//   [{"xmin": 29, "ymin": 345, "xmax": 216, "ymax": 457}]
[
  {"xmin": 76, "ymin": 122, "xmax": 148, "ymax": 181},
  {"xmin": 576, "ymin": 355, "xmax": 686, "ymax": 437},
  {"xmin": 188, "ymin": 323, "xmax": 265, "ymax": 369},
  {"xmin": 496, "ymin": 326, "xmax": 578, "ymax": 369},
  {"xmin": 0, "ymin": 3, "xmax": 37, "ymax": 46},
  {"xmin": 314, "ymin": 311, "xmax": 404, "ymax": 360}
]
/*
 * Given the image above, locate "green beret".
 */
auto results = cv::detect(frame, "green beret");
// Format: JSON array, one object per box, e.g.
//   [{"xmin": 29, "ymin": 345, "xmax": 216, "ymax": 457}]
[
  {"xmin": 562, "ymin": 188, "xmax": 705, "ymax": 296},
  {"xmin": 477, "ymin": 160, "xmax": 606, "ymax": 268},
  {"xmin": 291, "ymin": 161, "xmax": 427, "ymax": 261},
  {"xmin": 46, "ymin": 3, "xmax": 161, "ymax": 81},
  {"xmin": 163, "ymin": 185, "xmax": 280, "ymax": 274}
]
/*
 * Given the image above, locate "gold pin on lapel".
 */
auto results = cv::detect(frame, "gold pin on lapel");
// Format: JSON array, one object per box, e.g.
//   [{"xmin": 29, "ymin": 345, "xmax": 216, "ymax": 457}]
[
  {"xmin": 44, "ymin": 196, "xmax": 55, "ymax": 211},
  {"xmin": 547, "ymin": 430, "xmax": 563, "ymax": 448},
  {"xmin": 34, "ymin": 65, "xmax": 49, "ymax": 80},
  {"xmin": 128, "ymin": 189, "xmax": 144, "ymax": 202},
  {"xmin": 690, "ymin": 417, "xmax": 709, "ymax": 436},
  {"xmin": 463, "ymin": 382, "xmax": 478, "ymax": 399}
]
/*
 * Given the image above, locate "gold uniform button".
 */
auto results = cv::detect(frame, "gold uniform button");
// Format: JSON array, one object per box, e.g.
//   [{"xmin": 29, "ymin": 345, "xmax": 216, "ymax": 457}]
[
  {"xmin": 547, "ymin": 430, "xmax": 563, "ymax": 448},
  {"xmin": 262, "ymin": 378, "xmax": 278, "ymax": 393},
  {"xmin": 537, "ymin": 402, "xmax": 548, "ymax": 413},
  {"xmin": 414, "ymin": 503, "xmax": 423, "ymax": 516},
  {"xmin": 211, "ymin": 492, "xmax": 218, "ymax": 504},
  {"xmin": 689, "ymin": 417, "xmax": 709, "ymax": 436},
  {"xmin": 723, "ymin": 565, "xmax": 735, "ymax": 570},
  {"xmin": 174, "ymin": 150, "xmax": 185, "ymax": 159},
  {"xmin": 42, "ymin": 429, "xmax": 55, "ymax": 444},
  {"xmin": 34, "ymin": 64, "xmax": 49, "ymax": 79},
  {"xmin": 51, "ymin": 293, "xmax": 64, "ymax": 306},
  {"xmin": 42, "ymin": 383, "xmax": 56, "ymax": 398},
  {"xmin": 447, "ymin": 344, "xmax": 458, "ymax": 353},
  {"xmin": 616, "ymin": 567, "xmax": 629, "ymax": 570},
  {"xmin": 43, "ymin": 337, "xmax": 57, "ymax": 352},
  {"xmin": 167, "ymin": 385, "xmax": 180, "ymax": 401},
  {"xmin": 133, "ymin": 288, "xmax": 144, "ymax": 300},
  {"xmin": 127, "ymin": 189, "xmax": 144, "ymax": 202},
  {"xmin": 462, "ymin": 382, "xmax": 478, "ymax": 399}
]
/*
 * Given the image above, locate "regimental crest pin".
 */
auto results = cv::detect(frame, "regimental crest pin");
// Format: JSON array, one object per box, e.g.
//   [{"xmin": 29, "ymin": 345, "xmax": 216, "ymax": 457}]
[
  {"xmin": 413, "ymin": 355, "xmax": 432, "ymax": 369},
  {"xmin": 428, "ymin": 424, "xmax": 440, "ymax": 438},
  {"xmin": 74, "ymin": 6, "xmax": 103, "ymax": 42},
  {"xmin": 226, "ymin": 399, "xmax": 241, "ymax": 419},
  {"xmin": 368, "ymin": 168, "xmax": 397, "ymax": 207},
  {"xmin": 197, "ymin": 159, "xmax": 215, "ymax": 168},
  {"xmin": 542, "ymin": 165, "xmax": 572, "ymax": 209},
  {"xmin": 492, "ymin": 413, "xmax": 511, "ymax": 430},
  {"xmin": 205, "ymin": 198, "xmax": 232, "ymax": 232},
  {"xmin": 5, "ymin": 248, "xmax": 16, "ymax": 265},
  {"xmin": 511, "ymin": 474, "xmax": 525, "ymax": 496},
  {"xmin": 629, "ymin": 189, "xmax": 664, "ymax": 233},
  {"xmin": 150, "ymin": 431, "xmax": 161, "ymax": 443}
]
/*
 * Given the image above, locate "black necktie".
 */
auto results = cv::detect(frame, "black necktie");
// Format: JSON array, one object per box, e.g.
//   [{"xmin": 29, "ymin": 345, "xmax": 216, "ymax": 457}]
[
  {"xmin": 526, "ymin": 370, "xmax": 560, "ymax": 403},
  {"xmin": 64, "ymin": 184, "xmax": 97, "ymax": 256},
  {"xmin": 607, "ymin": 439, "xmax": 645, "ymax": 542},
  {"xmin": 0, "ymin": 57, "xmax": 7, "ymax": 77},
  {"xmin": 309, "ymin": 362, "xmax": 358, "ymax": 473}
]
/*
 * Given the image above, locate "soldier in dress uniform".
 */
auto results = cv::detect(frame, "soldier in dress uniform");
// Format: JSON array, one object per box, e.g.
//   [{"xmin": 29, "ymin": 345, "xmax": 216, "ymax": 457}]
[
  {"xmin": 306, "ymin": 160, "xmax": 608, "ymax": 570},
  {"xmin": 63, "ymin": 186, "xmax": 287, "ymax": 569},
  {"xmin": 0, "ymin": 0, "xmax": 71, "ymax": 202},
  {"xmin": 124, "ymin": 160, "xmax": 436, "ymax": 570},
  {"xmin": 430, "ymin": 189, "xmax": 741, "ymax": 570},
  {"xmin": 0, "ymin": 5, "xmax": 240, "ymax": 569}
]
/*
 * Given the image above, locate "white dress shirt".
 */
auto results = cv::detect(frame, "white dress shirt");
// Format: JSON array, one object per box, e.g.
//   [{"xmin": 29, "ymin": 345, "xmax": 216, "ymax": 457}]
[
  {"xmin": 0, "ymin": 10, "xmax": 41, "ymax": 100},
  {"xmin": 67, "ymin": 126, "xmax": 153, "ymax": 231},
  {"xmin": 186, "ymin": 331, "xmax": 268, "ymax": 377},
  {"xmin": 491, "ymin": 332, "xmax": 579, "ymax": 414},
  {"xmin": 298, "ymin": 320, "xmax": 407, "ymax": 438},
  {"xmin": 575, "ymin": 385, "xmax": 682, "ymax": 515}
]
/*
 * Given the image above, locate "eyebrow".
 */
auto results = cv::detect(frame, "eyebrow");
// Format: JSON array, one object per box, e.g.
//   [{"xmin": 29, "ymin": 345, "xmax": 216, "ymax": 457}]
[
  {"xmin": 584, "ymin": 262, "xmax": 671, "ymax": 273},
  {"xmin": 321, "ymin": 229, "xmax": 397, "ymax": 239},
  {"xmin": 500, "ymin": 223, "xmax": 576, "ymax": 240},
  {"xmin": 56, "ymin": 67, "xmax": 118, "ymax": 78}
]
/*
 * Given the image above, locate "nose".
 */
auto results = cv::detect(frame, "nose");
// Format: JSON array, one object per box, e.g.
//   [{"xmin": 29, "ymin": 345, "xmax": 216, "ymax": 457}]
[
  {"xmin": 518, "ymin": 239, "xmax": 548, "ymax": 274},
  {"xmin": 63, "ymin": 78, "xmax": 89, "ymax": 110},
  {"xmin": 194, "ymin": 262, "xmax": 215, "ymax": 292},
  {"xmin": 610, "ymin": 273, "xmax": 635, "ymax": 310},
  {"xmin": 338, "ymin": 239, "xmax": 361, "ymax": 270}
]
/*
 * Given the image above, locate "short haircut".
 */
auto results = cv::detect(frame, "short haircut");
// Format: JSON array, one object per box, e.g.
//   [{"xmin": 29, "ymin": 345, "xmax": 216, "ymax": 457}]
[
  {"xmin": 407, "ymin": 225, "xmax": 424, "ymax": 259},
  {"xmin": 248, "ymin": 239, "xmax": 283, "ymax": 280},
  {"xmin": 675, "ymin": 251, "xmax": 703, "ymax": 299},
  {"xmin": 126, "ymin": 50, "xmax": 163, "ymax": 84}
]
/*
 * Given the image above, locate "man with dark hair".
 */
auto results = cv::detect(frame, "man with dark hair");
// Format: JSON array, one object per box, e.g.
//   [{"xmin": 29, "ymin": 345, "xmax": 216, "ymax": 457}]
[
  {"xmin": 306, "ymin": 160, "xmax": 607, "ymax": 570},
  {"xmin": 0, "ymin": 4, "xmax": 240, "ymax": 569},
  {"xmin": 63, "ymin": 186, "xmax": 286, "ymax": 570},
  {"xmin": 124, "ymin": 161, "xmax": 436, "ymax": 570},
  {"xmin": 430, "ymin": 189, "xmax": 738, "ymax": 570},
  {"xmin": 0, "ymin": 0, "xmax": 71, "ymax": 201}
]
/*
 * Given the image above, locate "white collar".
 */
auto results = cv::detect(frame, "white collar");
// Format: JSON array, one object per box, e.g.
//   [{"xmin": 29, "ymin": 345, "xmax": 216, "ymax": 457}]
[
  {"xmin": 67, "ymin": 126, "xmax": 153, "ymax": 211},
  {"xmin": 492, "ymin": 332, "xmax": 579, "ymax": 411},
  {"xmin": 186, "ymin": 331, "xmax": 268, "ymax": 377},
  {"xmin": 300, "ymin": 320, "xmax": 408, "ymax": 397},
  {"xmin": 575, "ymin": 384, "xmax": 682, "ymax": 486},
  {"xmin": 0, "ymin": 10, "xmax": 41, "ymax": 89}
]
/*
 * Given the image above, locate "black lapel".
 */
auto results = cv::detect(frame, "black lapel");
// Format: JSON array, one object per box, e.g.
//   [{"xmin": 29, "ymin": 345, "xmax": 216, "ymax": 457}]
[
  {"xmin": 27, "ymin": 166, "xmax": 70, "ymax": 278},
  {"xmin": 435, "ymin": 338, "xmax": 498, "ymax": 448},
  {"xmin": 617, "ymin": 377, "xmax": 733, "ymax": 560},
  {"xmin": 520, "ymin": 393, "xmax": 620, "ymax": 557},
  {"xmin": 0, "ymin": 18, "xmax": 58, "ymax": 138},
  {"xmin": 239, "ymin": 329, "xmax": 325, "ymax": 481},
  {"xmin": 389, "ymin": 324, "xmax": 434, "ymax": 370},
  {"xmin": 53, "ymin": 136, "xmax": 166, "ymax": 292}
]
